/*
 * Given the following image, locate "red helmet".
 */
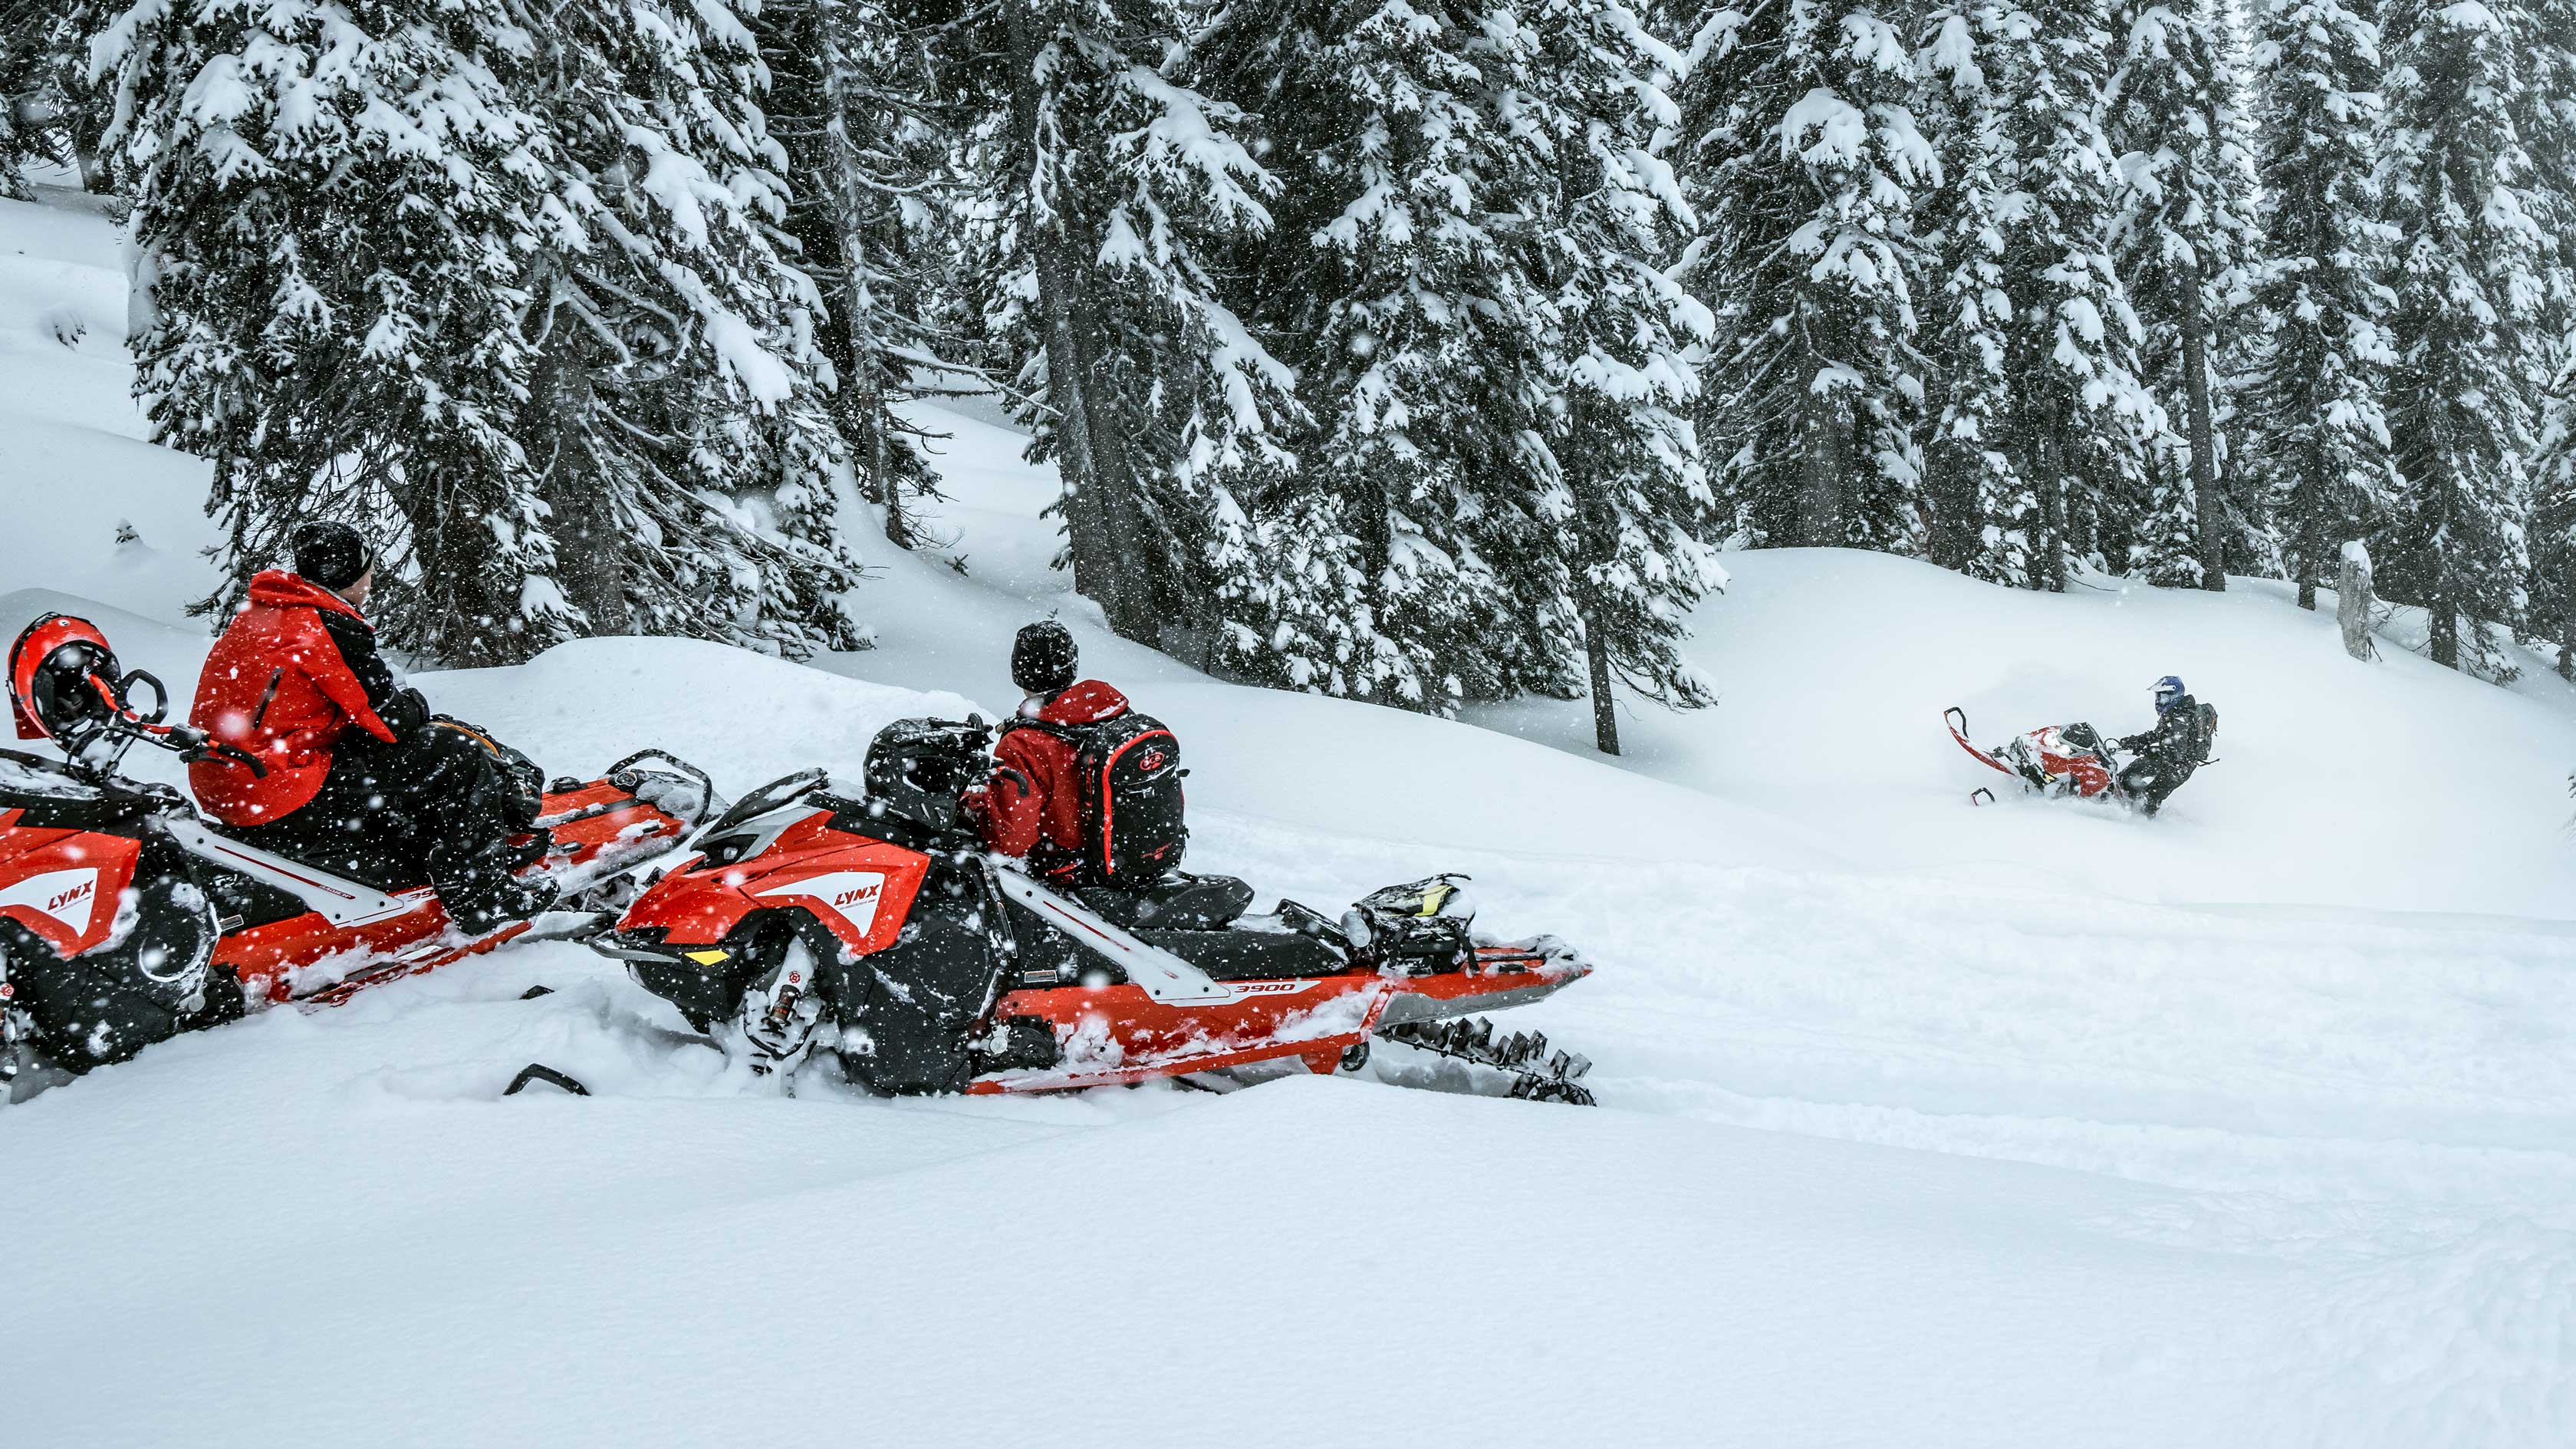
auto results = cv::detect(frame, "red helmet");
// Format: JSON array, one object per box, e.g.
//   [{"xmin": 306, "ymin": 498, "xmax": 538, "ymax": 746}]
[{"xmin": 8, "ymin": 613, "xmax": 120, "ymax": 744}]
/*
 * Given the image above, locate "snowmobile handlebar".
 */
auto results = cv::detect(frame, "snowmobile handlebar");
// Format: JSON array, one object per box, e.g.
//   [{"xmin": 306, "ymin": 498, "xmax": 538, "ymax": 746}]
[
  {"xmin": 75, "ymin": 668, "xmax": 268, "ymax": 779},
  {"xmin": 179, "ymin": 733, "xmax": 268, "ymax": 779}
]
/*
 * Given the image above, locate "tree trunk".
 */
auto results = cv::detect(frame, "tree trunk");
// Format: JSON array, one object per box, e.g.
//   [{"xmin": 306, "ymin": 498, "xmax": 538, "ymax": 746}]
[
  {"xmin": 525, "ymin": 282, "xmax": 630, "ymax": 637},
  {"xmin": 541, "ymin": 460, "xmax": 631, "ymax": 636},
  {"xmin": 1921, "ymin": 370, "xmax": 1978, "ymax": 571},
  {"xmin": 815, "ymin": 9, "xmax": 910, "ymax": 551},
  {"xmin": 2429, "ymin": 581, "xmax": 2458, "ymax": 669},
  {"xmin": 2335, "ymin": 541, "xmax": 2374, "ymax": 662},
  {"xmin": 2178, "ymin": 255, "xmax": 2225, "ymax": 591},
  {"xmin": 2294, "ymin": 429, "xmax": 2323, "ymax": 610},
  {"xmin": 1797, "ymin": 382, "xmax": 1850, "ymax": 547},
  {"xmin": 2038, "ymin": 419, "xmax": 2069, "ymax": 592},
  {"xmin": 1581, "ymin": 599, "xmax": 1620, "ymax": 756},
  {"xmin": 1006, "ymin": 0, "xmax": 1151, "ymax": 641}
]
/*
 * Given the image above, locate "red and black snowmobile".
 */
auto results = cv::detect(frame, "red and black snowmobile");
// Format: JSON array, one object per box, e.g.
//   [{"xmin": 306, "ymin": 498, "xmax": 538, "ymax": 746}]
[
  {"xmin": 0, "ymin": 613, "xmax": 717, "ymax": 1092},
  {"xmin": 1945, "ymin": 706, "xmax": 2127, "ymax": 805},
  {"xmin": 587, "ymin": 717, "xmax": 1598, "ymax": 1104}
]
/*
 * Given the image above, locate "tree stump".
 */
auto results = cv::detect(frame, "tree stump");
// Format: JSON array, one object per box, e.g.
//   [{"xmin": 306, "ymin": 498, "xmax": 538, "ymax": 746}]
[{"xmin": 2337, "ymin": 541, "xmax": 2377, "ymax": 662}]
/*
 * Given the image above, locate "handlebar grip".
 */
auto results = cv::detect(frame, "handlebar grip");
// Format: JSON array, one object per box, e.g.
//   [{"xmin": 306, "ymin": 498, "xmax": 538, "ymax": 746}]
[
  {"xmin": 178, "ymin": 729, "xmax": 269, "ymax": 779},
  {"xmin": 217, "ymin": 742, "xmax": 270, "ymax": 779}
]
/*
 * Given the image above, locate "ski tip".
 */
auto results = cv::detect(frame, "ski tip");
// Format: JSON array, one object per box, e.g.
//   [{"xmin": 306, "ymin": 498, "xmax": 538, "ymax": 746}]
[{"xmin": 502, "ymin": 1063, "xmax": 590, "ymax": 1098}]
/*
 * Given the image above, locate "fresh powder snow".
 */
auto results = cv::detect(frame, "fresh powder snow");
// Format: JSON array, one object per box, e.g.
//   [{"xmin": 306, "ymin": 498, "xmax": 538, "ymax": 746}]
[{"xmin": 0, "ymin": 185, "xmax": 2571, "ymax": 1447}]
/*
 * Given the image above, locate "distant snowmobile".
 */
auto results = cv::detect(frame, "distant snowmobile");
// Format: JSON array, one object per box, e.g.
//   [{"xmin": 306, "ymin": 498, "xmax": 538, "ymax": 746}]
[{"xmin": 1945, "ymin": 707, "xmax": 2128, "ymax": 806}]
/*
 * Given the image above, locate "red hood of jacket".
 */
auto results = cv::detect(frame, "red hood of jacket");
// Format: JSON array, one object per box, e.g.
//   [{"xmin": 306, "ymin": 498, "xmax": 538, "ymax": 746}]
[
  {"xmin": 245, "ymin": 569, "xmax": 367, "ymax": 619},
  {"xmin": 1028, "ymin": 680, "xmax": 1129, "ymax": 726}
]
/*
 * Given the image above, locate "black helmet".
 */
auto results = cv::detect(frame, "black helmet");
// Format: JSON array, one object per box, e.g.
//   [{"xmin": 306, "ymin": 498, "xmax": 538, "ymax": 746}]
[
  {"xmin": 291, "ymin": 520, "xmax": 375, "ymax": 591},
  {"xmin": 1012, "ymin": 620, "xmax": 1077, "ymax": 696}
]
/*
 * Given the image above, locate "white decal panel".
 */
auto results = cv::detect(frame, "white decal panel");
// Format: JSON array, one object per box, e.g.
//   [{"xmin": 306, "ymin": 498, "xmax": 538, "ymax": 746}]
[
  {"xmin": 160, "ymin": 818, "xmax": 418, "ymax": 926},
  {"xmin": 988, "ymin": 868, "xmax": 1243, "ymax": 1006},
  {"xmin": 0, "ymin": 868, "xmax": 100, "ymax": 937},
  {"xmin": 759, "ymin": 871, "xmax": 888, "ymax": 938}
]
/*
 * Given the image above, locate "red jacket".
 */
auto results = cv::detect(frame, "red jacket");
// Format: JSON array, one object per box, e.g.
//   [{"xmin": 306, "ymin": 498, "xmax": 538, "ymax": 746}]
[
  {"xmin": 975, "ymin": 680, "xmax": 1130, "ymax": 870},
  {"xmin": 188, "ymin": 571, "xmax": 410, "ymax": 825}
]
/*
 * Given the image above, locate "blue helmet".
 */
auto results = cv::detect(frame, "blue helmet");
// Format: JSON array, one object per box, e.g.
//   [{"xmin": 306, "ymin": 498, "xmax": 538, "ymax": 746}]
[{"xmin": 2153, "ymin": 675, "xmax": 2186, "ymax": 713}]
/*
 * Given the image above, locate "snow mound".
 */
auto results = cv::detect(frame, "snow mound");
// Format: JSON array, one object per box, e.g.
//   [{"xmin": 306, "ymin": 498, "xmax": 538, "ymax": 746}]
[{"xmin": 417, "ymin": 634, "xmax": 983, "ymax": 794}]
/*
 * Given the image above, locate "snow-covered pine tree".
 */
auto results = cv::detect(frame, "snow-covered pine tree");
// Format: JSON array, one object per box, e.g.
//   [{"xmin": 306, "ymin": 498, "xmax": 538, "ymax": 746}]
[
  {"xmin": 2375, "ymin": 0, "xmax": 2545, "ymax": 674},
  {"xmin": 753, "ymin": 0, "xmax": 982, "ymax": 552},
  {"xmin": 1913, "ymin": 0, "xmax": 2035, "ymax": 583},
  {"xmin": 2528, "ymin": 350, "xmax": 2576, "ymax": 675},
  {"xmin": 503, "ymin": 0, "xmax": 864, "ymax": 657},
  {"xmin": 1986, "ymin": 0, "xmax": 2163, "ymax": 590},
  {"xmin": 1192, "ymin": 0, "xmax": 1532, "ymax": 711},
  {"xmin": 1679, "ymin": 0, "xmax": 1934, "ymax": 554},
  {"xmin": 2242, "ymin": 0, "xmax": 2399, "ymax": 610},
  {"xmin": 0, "ymin": 0, "xmax": 63, "ymax": 195},
  {"xmin": 1495, "ymin": 0, "xmax": 1722, "ymax": 752},
  {"xmin": 966, "ymin": 0, "xmax": 1295, "ymax": 658},
  {"xmin": 1, "ymin": 0, "xmax": 114, "ymax": 194},
  {"xmin": 2106, "ymin": 0, "xmax": 2261, "ymax": 589},
  {"xmin": 97, "ymin": 0, "xmax": 556, "ymax": 661},
  {"xmin": 2515, "ymin": 0, "xmax": 2576, "ymax": 324}
]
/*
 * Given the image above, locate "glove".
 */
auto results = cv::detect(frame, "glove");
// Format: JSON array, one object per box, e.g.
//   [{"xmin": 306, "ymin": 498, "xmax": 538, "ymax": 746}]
[{"xmin": 383, "ymin": 686, "xmax": 432, "ymax": 739}]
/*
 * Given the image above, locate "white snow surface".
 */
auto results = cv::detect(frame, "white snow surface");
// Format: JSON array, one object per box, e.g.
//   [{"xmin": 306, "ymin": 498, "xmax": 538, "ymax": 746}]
[{"xmin": 2, "ymin": 187, "xmax": 2574, "ymax": 1446}]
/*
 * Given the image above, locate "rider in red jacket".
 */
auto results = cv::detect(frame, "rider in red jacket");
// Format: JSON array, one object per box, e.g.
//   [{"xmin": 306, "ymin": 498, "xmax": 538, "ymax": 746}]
[
  {"xmin": 190, "ymin": 567, "xmax": 415, "ymax": 825},
  {"xmin": 972, "ymin": 621, "xmax": 1130, "ymax": 881},
  {"xmin": 188, "ymin": 522, "xmax": 553, "ymax": 932}
]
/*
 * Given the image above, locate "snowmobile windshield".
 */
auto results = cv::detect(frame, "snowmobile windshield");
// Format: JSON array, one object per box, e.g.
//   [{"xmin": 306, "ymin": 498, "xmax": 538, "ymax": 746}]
[{"xmin": 695, "ymin": 769, "xmax": 829, "ymax": 841}]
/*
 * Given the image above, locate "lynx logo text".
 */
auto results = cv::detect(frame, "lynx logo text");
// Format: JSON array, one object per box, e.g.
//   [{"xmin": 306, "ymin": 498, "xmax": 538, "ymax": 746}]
[
  {"xmin": 0, "ymin": 868, "xmax": 103, "ymax": 937},
  {"xmin": 760, "ymin": 871, "xmax": 890, "ymax": 939}
]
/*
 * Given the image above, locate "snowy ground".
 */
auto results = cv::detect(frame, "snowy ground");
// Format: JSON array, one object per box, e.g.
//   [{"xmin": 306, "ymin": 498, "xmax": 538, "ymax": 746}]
[{"xmin": 3, "ymin": 189, "xmax": 2573, "ymax": 1446}]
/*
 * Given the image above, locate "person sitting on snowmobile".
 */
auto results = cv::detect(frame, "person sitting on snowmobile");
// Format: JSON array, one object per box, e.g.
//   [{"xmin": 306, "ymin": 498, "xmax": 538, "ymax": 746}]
[
  {"xmin": 969, "ymin": 621, "xmax": 1188, "ymax": 894},
  {"xmin": 186, "ymin": 521, "xmax": 557, "ymax": 932},
  {"xmin": 2113, "ymin": 675, "xmax": 2209, "ymax": 817}
]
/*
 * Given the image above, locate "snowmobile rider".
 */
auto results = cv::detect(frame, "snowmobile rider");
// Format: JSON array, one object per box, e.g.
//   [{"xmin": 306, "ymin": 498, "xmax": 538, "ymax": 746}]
[
  {"xmin": 2114, "ymin": 675, "xmax": 2205, "ymax": 817},
  {"xmin": 969, "ymin": 621, "xmax": 1137, "ymax": 882},
  {"xmin": 186, "ymin": 521, "xmax": 556, "ymax": 933}
]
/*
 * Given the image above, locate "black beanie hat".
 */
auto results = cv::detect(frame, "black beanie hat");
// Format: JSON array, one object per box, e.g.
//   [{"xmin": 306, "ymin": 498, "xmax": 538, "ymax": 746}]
[
  {"xmin": 1012, "ymin": 620, "xmax": 1077, "ymax": 696},
  {"xmin": 291, "ymin": 521, "xmax": 374, "ymax": 591}
]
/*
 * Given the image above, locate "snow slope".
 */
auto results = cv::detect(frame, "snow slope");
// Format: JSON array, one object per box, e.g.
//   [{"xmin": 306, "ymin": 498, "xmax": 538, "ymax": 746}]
[
  {"xmin": 1475, "ymin": 547, "xmax": 2576, "ymax": 918},
  {"xmin": 2, "ymin": 188, "xmax": 2572, "ymax": 1446}
]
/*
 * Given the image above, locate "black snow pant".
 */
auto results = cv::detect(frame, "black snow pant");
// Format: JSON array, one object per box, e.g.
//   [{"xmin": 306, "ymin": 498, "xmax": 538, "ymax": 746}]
[
  {"xmin": 233, "ymin": 721, "xmax": 543, "ymax": 930},
  {"xmin": 2116, "ymin": 756, "xmax": 2194, "ymax": 817}
]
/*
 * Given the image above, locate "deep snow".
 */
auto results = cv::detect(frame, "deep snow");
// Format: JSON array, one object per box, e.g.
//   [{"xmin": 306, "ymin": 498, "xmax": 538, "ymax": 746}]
[{"xmin": 2, "ymin": 187, "xmax": 2571, "ymax": 1446}]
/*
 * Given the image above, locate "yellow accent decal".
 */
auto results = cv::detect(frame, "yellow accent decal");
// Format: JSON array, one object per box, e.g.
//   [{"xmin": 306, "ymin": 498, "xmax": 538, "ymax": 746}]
[
  {"xmin": 1419, "ymin": 882, "xmax": 1453, "ymax": 917},
  {"xmin": 683, "ymin": 949, "xmax": 732, "ymax": 966}
]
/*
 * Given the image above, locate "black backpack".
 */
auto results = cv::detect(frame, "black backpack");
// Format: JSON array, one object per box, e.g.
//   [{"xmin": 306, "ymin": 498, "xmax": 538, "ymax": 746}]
[
  {"xmin": 1015, "ymin": 712, "xmax": 1188, "ymax": 886},
  {"xmin": 2195, "ymin": 701, "xmax": 2219, "ymax": 764}
]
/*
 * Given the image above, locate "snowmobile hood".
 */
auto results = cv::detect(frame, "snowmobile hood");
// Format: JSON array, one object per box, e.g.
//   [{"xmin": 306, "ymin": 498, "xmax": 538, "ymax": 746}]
[
  {"xmin": 245, "ymin": 569, "xmax": 368, "ymax": 621},
  {"xmin": 1027, "ymin": 680, "xmax": 1130, "ymax": 726}
]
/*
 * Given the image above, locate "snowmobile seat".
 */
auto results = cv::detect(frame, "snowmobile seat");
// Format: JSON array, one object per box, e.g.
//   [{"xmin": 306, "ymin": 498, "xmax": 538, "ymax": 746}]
[
  {"xmin": 1074, "ymin": 872, "xmax": 1254, "ymax": 932},
  {"xmin": 1140, "ymin": 924, "xmax": 1349, "ymax": 982},
  {"xmin": 202, "ymin": 815, "xmax": 436, "ymax": 894}
]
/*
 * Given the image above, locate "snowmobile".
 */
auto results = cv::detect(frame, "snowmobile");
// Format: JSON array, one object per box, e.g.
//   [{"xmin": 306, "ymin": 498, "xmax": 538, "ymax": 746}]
[
  {"xmin": 587, "ymin": 716, "xmax": 1598, "ymax": 1104},
  {"xmin": 0, "ymin": 612, "xmax": 718, "ymax": 1091},
  {"xmin": 1944, "ymin": 706, "xmax": 2127, "ymax": 805}
]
